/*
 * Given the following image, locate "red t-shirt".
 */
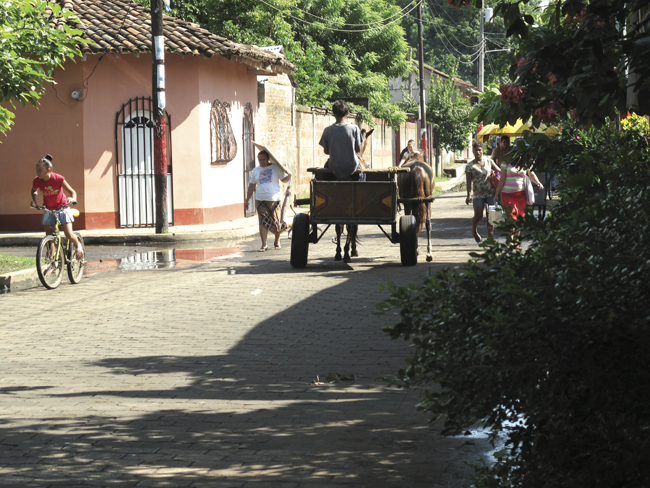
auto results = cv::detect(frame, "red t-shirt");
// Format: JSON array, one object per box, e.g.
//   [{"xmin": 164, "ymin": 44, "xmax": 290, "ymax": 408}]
[{"xmin": 33, "ymin": 172, "xmax": 68, "ymax": 210}]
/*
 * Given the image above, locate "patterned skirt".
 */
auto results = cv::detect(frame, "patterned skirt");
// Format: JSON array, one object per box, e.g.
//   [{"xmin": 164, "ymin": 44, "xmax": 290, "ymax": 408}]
[{"xmin": 256, "ymin": 200, "xmax": 287, "ymax": 234}]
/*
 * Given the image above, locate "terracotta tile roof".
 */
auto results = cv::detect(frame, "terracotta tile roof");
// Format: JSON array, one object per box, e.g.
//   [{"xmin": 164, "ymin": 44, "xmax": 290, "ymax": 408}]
[{"xmin": 51, "ymin": 0, "xmax": 295, "ymax": 75}]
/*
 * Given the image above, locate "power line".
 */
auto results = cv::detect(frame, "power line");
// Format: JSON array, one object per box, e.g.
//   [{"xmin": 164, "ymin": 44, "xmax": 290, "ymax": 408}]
[
  {"xmin": 425, "ymin": 0, "xmax": 461, "ymax": 26},
  {"xmin": 281, "ymin": 0, "xmax": 419, "ymax": 27},
  {"xmin": 408, "ymin": 14, "xmax": 480, "ymax": 48},
  {"xmin": 421, "ymin": 3, "xmax": 482, "ymax": 58},
  {"xmin": 257, "ymin": 0, "xmax": 420, "ymax": 32}
]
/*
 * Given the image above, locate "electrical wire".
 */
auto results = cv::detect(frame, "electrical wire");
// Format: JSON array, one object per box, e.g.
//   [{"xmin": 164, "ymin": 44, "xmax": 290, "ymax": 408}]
[
  {"xmin": 256, "ymin": 0, "xmax": 421, "ymax": 32},
  {"xmin": 408, "ymin": 14, "xmax": 481, "ymax": 48},
  {"xmin": 51, "ymin": 1, "xmax": 133, "ymax": 106},
  {"xmin": 425, "ymin": 0, "xmax": 461, "ymax": 25},
  {"xmin": 424, "ymin": 1, "xmax": 482, "ymax": 53},
  {"xmin": 269, "ymin": 0, "xmax": 420, "ymax": 27},
  {"xmin": 421, "ymin": 3, "xmax": 482, "ymax": 58}
]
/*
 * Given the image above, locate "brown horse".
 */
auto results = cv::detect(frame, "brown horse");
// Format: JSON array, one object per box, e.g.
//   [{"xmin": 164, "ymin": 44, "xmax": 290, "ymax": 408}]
[
  {"xmin": 334, "ymin": 128, "xmax": 374, "ymax": 262},
  {"xmin": 397, "ymin": 153, "xmax": 434, "ymax": 262}
]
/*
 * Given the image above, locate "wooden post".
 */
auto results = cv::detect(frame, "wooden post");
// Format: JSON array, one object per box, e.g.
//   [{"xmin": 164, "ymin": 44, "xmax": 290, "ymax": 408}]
[
  {"xmin": 151, "ymin": 0, "xmax": 168, "ymax": 233},
  {"xmin": 417, "ymin": 0, "xmax": 427, "ymax": 163}
]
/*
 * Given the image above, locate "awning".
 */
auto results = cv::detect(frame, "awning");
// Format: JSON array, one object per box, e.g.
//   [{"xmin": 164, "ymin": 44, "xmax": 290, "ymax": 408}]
[{"xmin": 477, "ymin": 119, "xmax": 559, "ymax": 141}]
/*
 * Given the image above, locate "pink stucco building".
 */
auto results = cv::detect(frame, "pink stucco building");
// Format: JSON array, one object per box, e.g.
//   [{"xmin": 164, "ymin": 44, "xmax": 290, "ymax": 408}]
[{"xmin": 0, "ymin": 0, "xmax": 295, "ymax": 231}]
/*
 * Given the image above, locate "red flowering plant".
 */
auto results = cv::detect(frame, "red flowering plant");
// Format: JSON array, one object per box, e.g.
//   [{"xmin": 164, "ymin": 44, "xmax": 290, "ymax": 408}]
[{"xmin": 467, "ymin": 0, "xmax": 650, "ymax": 133}]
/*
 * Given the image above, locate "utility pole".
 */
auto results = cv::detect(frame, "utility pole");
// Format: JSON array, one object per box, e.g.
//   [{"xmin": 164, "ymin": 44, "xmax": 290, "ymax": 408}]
[
  {"xmin": 417, "ymin": 0, "xmax": 427, "ymax": 163},
  {"xmin": 151, "ymin": 0, "xmax": 168, "ymax": 233},
  {"xmin": 479, "ymin": 0, "xmax": 484, "ymax": 92},
  {"xmin": 479, "ymin": 6, "xmax": 495, "ymax": 92}
]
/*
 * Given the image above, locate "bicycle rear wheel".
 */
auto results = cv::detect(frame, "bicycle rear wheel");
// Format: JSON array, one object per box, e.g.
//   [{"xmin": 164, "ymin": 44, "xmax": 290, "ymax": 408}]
[
  {"xmin": 36, "ymin": 236, "xmax": 64, "ymax": 289},
  {"xmin": 67, "ymin": 233, "xmax": 85, "ymax": 284}
]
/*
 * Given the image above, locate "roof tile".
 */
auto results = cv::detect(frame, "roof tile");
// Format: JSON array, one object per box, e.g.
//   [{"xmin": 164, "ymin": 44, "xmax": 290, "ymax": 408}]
[{"xmin": 56, "ymin": 0, "xmax": 295, "ymax": 75}]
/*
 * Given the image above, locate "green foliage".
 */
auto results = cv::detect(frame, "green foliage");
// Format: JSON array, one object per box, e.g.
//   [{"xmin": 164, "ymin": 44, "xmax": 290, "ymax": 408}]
[
  {"xmin": 378, "ymin": 125, "xmax": 650, "ymax": 487},
  {"xmin": 159, "ymin": 0, "xmax": 411, "ymax": 125},
  {"xmin": 0, "ymin": 0, "xmax": 85, "ymax": 135},
  {"xmin": 468, "ymin": 0, "xmax": 650, "ymax": 128},
  {"xmin": 396, "ymin": 87, "xmax": 419, "ymax": 118},
  {"xmin": 426, "ymin": 67, "xmax": 477, "ymax": 152}
]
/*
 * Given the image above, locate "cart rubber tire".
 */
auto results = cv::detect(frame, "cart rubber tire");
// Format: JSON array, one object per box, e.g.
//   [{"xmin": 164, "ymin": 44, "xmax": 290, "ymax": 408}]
[
  {"xmin": 67, "ymin": 232, "xmax": 85, "ymax": 284},
  {"xmin": 290, "ymin": 213, "xmax": 310, "ymax": 268},
  {"xmin": 36, "ymin": 235, "xmax": 65, "ymax": 289},
  {"xmin": 399, "ymin": 215, "xmax": 418, "ymax": 266}
]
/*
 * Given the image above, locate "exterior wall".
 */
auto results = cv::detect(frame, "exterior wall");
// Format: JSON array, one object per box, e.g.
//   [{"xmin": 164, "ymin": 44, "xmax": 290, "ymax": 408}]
[
  {"xmin": 256, "ymin": 74, "xmax": 297, "ymax": 191},
  {"xmin": 0, "ymin": 52, "xmax": 260, "ymax": 231},
  {"xmin": 0, "ymin": 59, "xmax": 85, "ymax": 231},
  {"xmin": 81, "ymin": 54, "xmax": 157, "ymax": 229},
  {"xmin": 197, "ymin": 55, "xmax": 258, "ymax": 224}
]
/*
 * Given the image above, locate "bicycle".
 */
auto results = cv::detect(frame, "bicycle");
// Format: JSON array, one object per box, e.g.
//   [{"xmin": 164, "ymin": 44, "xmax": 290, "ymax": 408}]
[{"xmin": 31, "ymin": 204, "xmax": 85, "ymax": 289}]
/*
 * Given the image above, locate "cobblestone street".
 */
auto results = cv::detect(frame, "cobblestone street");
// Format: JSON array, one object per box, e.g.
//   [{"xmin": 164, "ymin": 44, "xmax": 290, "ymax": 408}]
[{"xmin": 0, "ymin": 193, "xmax": 494, "ymax": 487}]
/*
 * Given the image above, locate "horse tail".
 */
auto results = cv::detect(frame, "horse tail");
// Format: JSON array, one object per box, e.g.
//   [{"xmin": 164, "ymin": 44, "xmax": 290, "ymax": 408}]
[{"xmin": 411, "ymin": 166, "xmax": 430, "ymax": 235}]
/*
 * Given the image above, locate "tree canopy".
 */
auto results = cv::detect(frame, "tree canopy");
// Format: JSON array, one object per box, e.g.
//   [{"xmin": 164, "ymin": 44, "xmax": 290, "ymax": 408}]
[
  {"xmin": 426, "ymin": 64, "xmax": 477, "ymax": 151},
  {"xmin": 0, "ymin": 0, "xmax": 84, "ymax": 135},
  {"xmin": 154, "ymin": 0, "xmax": 411, "ymax": 126}
]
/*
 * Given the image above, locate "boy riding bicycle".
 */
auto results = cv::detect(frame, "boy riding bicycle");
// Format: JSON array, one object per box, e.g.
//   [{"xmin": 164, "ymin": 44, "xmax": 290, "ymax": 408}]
[{"xmin": 30, "ymin": 154, "xmax": 84, "ymax": 260}]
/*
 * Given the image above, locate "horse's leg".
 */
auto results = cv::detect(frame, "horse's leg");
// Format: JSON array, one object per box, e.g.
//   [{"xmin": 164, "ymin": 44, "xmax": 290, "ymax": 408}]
[
  {"xmin": 350, "ymin": 224, "xmax": 358, "ymax": 257},
  {"xmin": 426, "ymin": 206, "xmax": 433, "ymax": 261},
  {"xmin": 335, "ymin": 224, "xmax": 342, "ymax": 261},
  {"xmin": 343, "ymin": 225, "xmax": 351, "ymax": 262}
]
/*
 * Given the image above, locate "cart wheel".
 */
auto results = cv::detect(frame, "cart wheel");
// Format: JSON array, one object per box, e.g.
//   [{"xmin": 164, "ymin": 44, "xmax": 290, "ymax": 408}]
[
  {"xmin": 291, "ymin": 213, "xmax": 310, "ymax": 268},
  {"xmin": 399, "ymin": 215, "xmax": 418, "ymax": 266}
]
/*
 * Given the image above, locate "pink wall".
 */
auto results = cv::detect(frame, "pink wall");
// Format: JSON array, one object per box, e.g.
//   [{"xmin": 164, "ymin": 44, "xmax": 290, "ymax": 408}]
[
  {"xmin": 0, "ymin": 52, "xmax": 260, "ymax": 231},
  {"xmin": 197, "ymin": 55, "xmax": 258, "ymax": 223},
  {"xmin": 0, "ymin": 60, "xmax": 85, "ymax": 230}
]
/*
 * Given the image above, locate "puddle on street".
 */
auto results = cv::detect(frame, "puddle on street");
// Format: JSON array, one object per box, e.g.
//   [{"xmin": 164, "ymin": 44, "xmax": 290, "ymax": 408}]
[{"xmin": 85, "ymin": 246, "xmax": 243, "ymax": 274}]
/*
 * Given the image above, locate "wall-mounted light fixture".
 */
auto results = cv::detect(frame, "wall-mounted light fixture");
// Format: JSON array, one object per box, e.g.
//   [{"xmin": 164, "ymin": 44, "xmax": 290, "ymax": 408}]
[{"xmin": 71, "ymin": 89, "xmax": 82, "ymax": 100}]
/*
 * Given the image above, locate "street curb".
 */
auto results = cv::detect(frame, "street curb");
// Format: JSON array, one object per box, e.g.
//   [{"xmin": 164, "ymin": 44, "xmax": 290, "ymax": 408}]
[
  {"xmin": 0, "ymin": 226, "xmax": 261, "ymax": 247},
  {"xmin": 81, "ymin": 227, "xmax": 260, "ymax": 245},
  {"xmin": 0, "ymin": 267, "xmax": 39, "ymax": 293}
]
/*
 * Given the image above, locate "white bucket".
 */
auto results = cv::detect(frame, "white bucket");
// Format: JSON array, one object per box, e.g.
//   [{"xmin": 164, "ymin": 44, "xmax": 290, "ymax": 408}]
[{"xmin": 488, "ymin": 204, "xmax": 504, "ymax": 224}]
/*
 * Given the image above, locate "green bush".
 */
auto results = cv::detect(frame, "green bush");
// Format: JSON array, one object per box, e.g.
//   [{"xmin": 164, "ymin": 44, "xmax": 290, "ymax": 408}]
[{"xmin": 378, "ymin": 124, "xmax": 650, "ymax": 488}]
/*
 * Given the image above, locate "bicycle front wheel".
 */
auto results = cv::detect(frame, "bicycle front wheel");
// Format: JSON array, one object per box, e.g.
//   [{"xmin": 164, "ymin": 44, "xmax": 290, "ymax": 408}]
[
  {"xmin": 67, "ymin": 232, "xmax": 85, "ymax": 284},
  {"xmin": 36, "ymin": 236, "xmax": 64, "ymax": 289}
]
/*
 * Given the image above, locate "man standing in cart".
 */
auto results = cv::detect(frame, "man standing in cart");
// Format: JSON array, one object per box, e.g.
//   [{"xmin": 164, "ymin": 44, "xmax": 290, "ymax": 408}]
[{"xmin": 319, "ymin": 100, "xmax": 364, "ymax": 180}]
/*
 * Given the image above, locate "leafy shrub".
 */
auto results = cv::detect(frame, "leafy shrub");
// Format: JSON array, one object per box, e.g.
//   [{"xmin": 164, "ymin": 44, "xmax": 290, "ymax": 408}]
[{"xmin": 378, "ymin": 125, "xmax": 650, "ymax": 488}]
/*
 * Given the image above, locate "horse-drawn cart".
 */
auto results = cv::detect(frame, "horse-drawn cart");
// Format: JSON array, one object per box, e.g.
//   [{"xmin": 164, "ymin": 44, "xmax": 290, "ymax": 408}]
[{"xmin": 290, "ymin": 167, "xmax": 434, "ymax": 268}]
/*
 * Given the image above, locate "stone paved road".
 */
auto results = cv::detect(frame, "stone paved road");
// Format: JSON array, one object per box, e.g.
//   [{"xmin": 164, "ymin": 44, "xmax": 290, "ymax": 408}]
[{"xmin": 0, "ymin": 193, "xmax": 493, "ymax": 487}]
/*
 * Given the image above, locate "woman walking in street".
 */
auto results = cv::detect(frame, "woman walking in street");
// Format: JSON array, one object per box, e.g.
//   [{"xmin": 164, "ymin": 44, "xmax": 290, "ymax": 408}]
[
  {"xmin": 494, "ymin": 150, "xmax": 544, "ymax": 244},
  {"xmin": 246, "ymin": 150, "xmax": 292, "ymax": 251},
  {"xmin": 465, "ymin": 141, "xmax": 501, "ymax": 243}
]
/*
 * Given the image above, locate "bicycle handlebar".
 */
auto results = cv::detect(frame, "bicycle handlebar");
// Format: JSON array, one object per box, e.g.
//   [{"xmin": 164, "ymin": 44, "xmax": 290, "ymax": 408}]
[{"xmin": 30, "ymin": 202, "xmax": 77, "ymax": 211}]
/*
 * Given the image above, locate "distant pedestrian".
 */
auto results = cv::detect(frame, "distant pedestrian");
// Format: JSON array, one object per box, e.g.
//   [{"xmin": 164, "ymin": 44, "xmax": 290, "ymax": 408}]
[{"xmin": 397, "ymin": 140, "xmax": 419, "ymax": 167}]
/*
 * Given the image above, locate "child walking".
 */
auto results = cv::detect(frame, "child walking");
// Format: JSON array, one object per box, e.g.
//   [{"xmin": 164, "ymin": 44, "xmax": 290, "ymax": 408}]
[{"xmin": 30, "ymin": 154, "xmax": 84, "ymax": 260}]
